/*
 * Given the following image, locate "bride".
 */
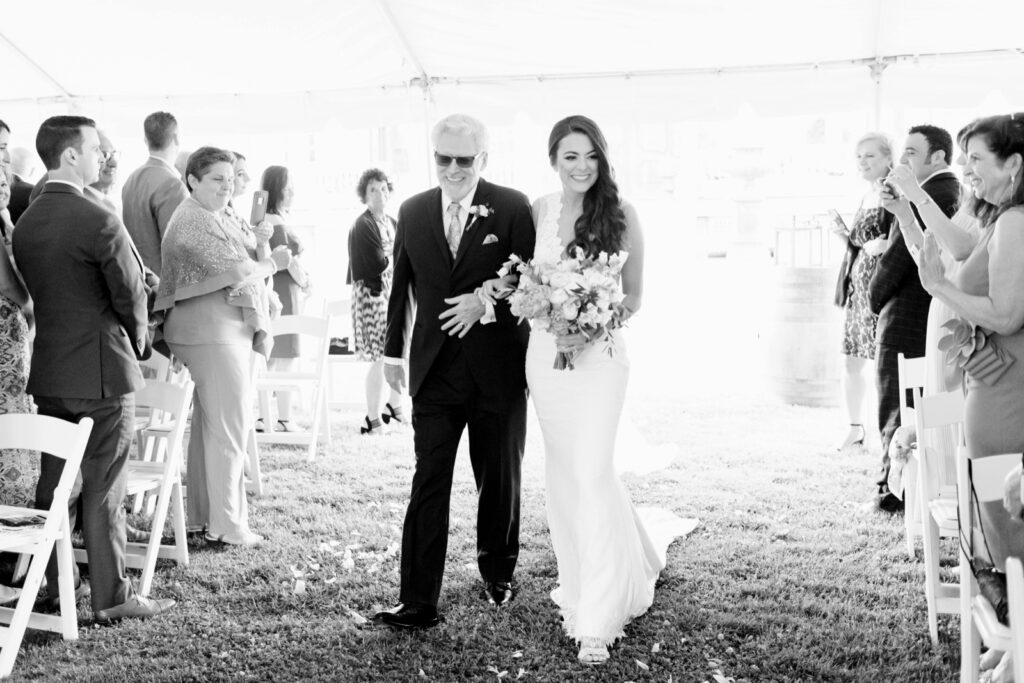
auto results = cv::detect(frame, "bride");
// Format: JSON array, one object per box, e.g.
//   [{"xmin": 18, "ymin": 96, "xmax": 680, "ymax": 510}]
[{"xmin": 526, "ymin": 115, "xmax": 694, "ymax": 665}]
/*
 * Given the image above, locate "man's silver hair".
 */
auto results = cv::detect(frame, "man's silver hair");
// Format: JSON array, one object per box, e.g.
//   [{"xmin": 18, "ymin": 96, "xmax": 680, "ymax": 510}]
[{"xmin": 431, "ymin": 114, "xmax": 489, "ymax": 152}]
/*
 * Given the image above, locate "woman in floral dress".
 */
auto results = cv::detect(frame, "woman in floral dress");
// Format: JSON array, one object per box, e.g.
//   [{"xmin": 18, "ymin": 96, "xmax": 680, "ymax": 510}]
[{"xmin": 835, "ymin": 133, "xmax": 894, "ymax": 451}]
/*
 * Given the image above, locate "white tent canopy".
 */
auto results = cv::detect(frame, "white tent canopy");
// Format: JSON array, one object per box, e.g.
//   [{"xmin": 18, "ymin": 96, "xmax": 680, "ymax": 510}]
[{"xmin": 3, "ymin": 0, "xmax": 1023, "ymax": 122}]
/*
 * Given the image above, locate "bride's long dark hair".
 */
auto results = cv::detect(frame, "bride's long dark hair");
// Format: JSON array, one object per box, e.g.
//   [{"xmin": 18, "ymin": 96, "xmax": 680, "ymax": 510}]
[{"xmin": 547, "ymin": 115, "xmax": 627, "ymax": 257}]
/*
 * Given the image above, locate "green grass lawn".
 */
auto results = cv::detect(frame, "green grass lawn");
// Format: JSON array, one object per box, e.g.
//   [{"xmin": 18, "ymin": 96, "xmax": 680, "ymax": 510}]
[{"xmin": 6, "ymin": 392, "xmax": 962, "ymax": 682}]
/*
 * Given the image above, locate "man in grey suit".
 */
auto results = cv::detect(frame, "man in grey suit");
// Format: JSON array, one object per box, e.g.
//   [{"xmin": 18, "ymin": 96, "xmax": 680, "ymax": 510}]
[
  {"xmin": 13, "ymin": 115, "xmax": 175, "ymax": 622},
  {"xmin": 121, "ymin": 111, "xmax": 187, "ymax": 273}
]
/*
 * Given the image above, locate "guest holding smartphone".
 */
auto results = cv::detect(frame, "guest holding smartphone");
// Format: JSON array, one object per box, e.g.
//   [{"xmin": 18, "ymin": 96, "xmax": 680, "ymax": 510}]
[{"xmin": 833, "ymin": 132, "xmax": 894, "ymax": 451}]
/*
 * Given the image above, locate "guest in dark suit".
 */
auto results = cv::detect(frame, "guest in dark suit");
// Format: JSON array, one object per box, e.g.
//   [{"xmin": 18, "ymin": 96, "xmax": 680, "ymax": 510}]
[
  {"xmin": 121, "ymin": 112, "xmax": 188, "ymax": 273},
  {"xmin": 869, "ymin": 124, "xmax": 961, "ymax": 511},
  {"xmin": 373, "ymin": 114, "xmax": 536, "ymax": 629},
  {"xmin": 13, "ymin": 115, "xmax": 175, "ymax": 622}
]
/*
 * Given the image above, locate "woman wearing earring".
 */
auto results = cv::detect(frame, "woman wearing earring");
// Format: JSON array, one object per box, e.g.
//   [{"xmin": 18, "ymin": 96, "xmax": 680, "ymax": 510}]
[
  {"xmin": 918, "ymin": 113, "xmax": 1024, "ymax": 570},
  {"xmin": 527, "ymin": 116, "xmax": 695, "ymax": 665},
  {"xmin": 347, "ymin": 168, "xmax": 404, "ymax": 434},
  {"xmin": 834, "ymin": 133, "xmax": 894, "ymax": 451}
]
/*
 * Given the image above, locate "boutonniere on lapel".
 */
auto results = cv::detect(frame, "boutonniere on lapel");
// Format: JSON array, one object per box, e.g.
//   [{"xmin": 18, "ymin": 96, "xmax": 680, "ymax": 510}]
[{"xmin": 466, "ymin": 203, "xmax": 494, "ymax": 231}]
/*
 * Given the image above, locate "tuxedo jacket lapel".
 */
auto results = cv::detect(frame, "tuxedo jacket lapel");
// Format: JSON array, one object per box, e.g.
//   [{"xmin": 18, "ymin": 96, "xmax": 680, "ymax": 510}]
[{"xmin": 453, "ymin": 180, "xmax": 489, "ymax": 269}]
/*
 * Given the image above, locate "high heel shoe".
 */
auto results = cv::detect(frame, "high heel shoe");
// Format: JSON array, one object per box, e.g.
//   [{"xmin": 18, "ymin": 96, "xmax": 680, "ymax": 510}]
[
  {"xmin": 838, "ymin": 424, "xmax": 866, "ymax": 451},
  {"xmin": 360, "ymin": 416, "xmax": 387, "ymax": 435},
  {"xmin": 381, "ymin": 402, "xmax": 405, "ymax": 425}
]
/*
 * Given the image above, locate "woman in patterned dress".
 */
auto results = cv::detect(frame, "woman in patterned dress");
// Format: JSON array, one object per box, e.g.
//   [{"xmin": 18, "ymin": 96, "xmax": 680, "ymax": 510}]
[
  {"xmin": 347, "ymin": 169, "xmax": 403, "ymax": 435},
  {"xmin": 835, "ymin": 133, "xmax": 894, "ymax": 450},
  {"xmin": 0, "ymin": 169, "xmax": 37, "ymax": 511}
]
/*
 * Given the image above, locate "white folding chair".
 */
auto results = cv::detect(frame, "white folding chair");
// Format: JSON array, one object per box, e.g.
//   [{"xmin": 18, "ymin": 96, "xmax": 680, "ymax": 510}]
[
  {"xmin": 897, "ymin": 353, "xmax": 928, "ymax": 558},
  {"xmin": 914, "ymin": 388, "xmax": 965, "ymax": 646},
  {"xmin": 68, "ymin": 380, "xmax": 193, "ymax": 597},
  {"xmin": 323, "ymin": 298, "xmax": 363, "ymax": 411},
  {"xmin": 255, "ymin": 314, "xmax": 332, "ymax": 461},
  {"xmin": 1007, "ymin": 556, "xmax": 1024, "ymax": 683},
  {"xmin": 958, "ymin": 450, "xmax": 1019, "ymax": 682},
  {"xmin": 0, "ymin": 415, "xmax": 92, "ymax": 678}
]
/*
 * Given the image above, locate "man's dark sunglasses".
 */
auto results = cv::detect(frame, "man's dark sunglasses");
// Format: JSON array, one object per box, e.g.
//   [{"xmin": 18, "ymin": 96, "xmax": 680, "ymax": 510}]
[{"xmin": 434, "ymin": 151, "xmax": 481, "ymax": 169}]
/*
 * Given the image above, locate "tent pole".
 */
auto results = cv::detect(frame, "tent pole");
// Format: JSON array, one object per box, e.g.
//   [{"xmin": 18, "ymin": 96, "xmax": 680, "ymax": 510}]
[
  {"xmin": 0, "ymin": 31, "xmax": 75, "ymax": 106},
  {"xmin": 869, "ymin": 59, "xmax": 888, "ymax": 130}
]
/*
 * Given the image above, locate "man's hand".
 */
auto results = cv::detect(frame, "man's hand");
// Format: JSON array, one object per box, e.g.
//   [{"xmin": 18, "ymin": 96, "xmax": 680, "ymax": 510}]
[
  {"xmin": 384, "ymin": 363, "xmax": 407, "ymax": 393},
  {"xmin": 886, "ymin": 164, "xmax": 924, "ymax": 199},
  {"xmin": 439, "ymin": 293, "xmax": 485, "ymax": 338}
]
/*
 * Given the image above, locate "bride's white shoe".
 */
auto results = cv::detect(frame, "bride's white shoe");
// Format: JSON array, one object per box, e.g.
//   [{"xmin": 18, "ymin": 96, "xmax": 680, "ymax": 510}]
[{"xmin": 577, "ymin": 637, "xmax": 609, "ymax": 665}]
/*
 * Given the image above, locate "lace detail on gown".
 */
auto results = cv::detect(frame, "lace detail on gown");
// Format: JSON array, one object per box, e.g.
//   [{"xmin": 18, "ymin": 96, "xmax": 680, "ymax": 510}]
[{"xmin": 526, "ymin": 192, "xmax": 696, "ymax": 647}]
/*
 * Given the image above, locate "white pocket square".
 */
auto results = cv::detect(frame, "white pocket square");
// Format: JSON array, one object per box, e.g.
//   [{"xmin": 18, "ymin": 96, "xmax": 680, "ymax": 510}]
[{"xmin": 482, "ymin": 234, "xmax": 499, "ymax": 245}]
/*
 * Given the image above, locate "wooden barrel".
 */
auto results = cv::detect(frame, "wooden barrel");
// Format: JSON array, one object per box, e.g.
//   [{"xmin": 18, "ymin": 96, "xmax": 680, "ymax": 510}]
[{"xmin": 763, "ymin": 266, "xmax": 843, "ymax": 407}]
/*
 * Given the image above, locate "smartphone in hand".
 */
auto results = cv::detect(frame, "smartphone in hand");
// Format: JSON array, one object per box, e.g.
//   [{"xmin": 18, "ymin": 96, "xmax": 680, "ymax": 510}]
[{"xmin": 250, "ymin": 190, "xmax": 269, "ymax": 225}]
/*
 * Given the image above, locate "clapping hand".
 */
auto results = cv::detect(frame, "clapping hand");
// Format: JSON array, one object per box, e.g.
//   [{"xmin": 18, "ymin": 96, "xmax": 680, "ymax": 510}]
[
  {"xmin": 886, "ymin": 165, "xmax": 922, "ymax": 198},
  {"xmin": 270, "ymin": 245, "xmax": 292, "ymax": 271},
  {"xmin": 917, "ymin": 232, "xmax": 947, "ymax": 294}
]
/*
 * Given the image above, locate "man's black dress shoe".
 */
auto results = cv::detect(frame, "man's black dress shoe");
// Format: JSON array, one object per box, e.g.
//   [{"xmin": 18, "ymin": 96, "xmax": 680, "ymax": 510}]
[
  {"xmin": 482, "ymin": 581, "xmax": 514, "ymax": 606},
  {"xmin": 372, "ymin": 603, "xmax": 440, "ymax": 629}
]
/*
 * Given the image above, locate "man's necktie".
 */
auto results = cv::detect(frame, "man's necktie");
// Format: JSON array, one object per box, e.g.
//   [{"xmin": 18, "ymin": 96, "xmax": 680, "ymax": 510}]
[{"xmin": 446, "ymin": 201, "xmax": 462, "ymax": 258}]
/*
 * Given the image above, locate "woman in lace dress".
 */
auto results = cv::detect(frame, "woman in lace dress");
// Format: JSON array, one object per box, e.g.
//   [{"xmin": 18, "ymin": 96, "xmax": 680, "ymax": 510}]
[
  {"xmin": 0, "ymin": 169, "xmax": 36, "ymax": 513},
  {"xmin": 526, "ymin": 115, "xmax": 695, "ymax": 665},
  {"xmin": 835, "ymin": 133, "xmax": 894, "ymax": 450}
]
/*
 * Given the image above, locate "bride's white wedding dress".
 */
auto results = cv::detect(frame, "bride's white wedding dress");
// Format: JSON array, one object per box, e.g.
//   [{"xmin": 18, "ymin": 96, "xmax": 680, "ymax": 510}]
[{"xmin": 526, "ymin": 193, "xmax": 697, "ymax": 648}]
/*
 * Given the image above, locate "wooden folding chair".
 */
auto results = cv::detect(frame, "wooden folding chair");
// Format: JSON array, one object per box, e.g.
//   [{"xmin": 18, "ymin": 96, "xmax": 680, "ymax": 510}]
[
  {"xmin": 897, "ymin": 353, "xmax": 928, "ymax": 558},
  {"xmin": 255, "ymin": 314, "xmax": 332, "ymax": 461},
  {"xmin": 0, "ymin": 415, "xmax": 92, "ymax": 678},
  {"xmin": 958, "ymin": 449, "xmax": 1019, "ymax": 682},
  {"xmin": 913, "ymin": 388, "xmax": 965, "ymax": 645},
  {"xmin": 70, "ymin": 380, "xmax": 193, "ymax": 597}
]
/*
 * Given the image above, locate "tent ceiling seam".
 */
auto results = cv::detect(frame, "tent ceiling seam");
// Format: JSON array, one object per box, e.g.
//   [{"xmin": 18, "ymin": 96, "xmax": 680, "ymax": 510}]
[
  {"xmin": 0, "ymin": 31, "xmax": 74, "ymax": 103},
  {"xmin": 374, "ymin": 0, "xmax": 431, "ymax": 93}
]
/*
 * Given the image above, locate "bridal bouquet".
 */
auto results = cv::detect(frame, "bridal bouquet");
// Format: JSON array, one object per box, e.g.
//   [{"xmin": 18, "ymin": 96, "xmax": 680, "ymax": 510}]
[{"xmin": 499, "ymin": 248, "xmax": 629, "ymax": 370}]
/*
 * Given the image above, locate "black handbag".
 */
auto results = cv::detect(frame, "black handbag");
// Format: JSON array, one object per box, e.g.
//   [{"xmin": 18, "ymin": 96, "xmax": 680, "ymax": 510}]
[
  {"xmin": 958, "ymin": 455, "xmax": 1024, "ymax": 627},
  {"xmin": 833, "ymin": 242, "xmax": 858, "ymax": 308}
]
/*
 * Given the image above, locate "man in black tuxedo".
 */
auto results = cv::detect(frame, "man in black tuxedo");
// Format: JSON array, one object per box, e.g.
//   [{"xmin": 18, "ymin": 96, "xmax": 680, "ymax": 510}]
[
  {"xmin": 869, "ymin": 124, "xmax": 961, "ymax": 512},
  {"xmin": 374, "ymin": 114, "xmax": 535, "ymax": 629},
  {"xmin": 13, "ymin": 115, "xmax": 175, "ymax": 622}
]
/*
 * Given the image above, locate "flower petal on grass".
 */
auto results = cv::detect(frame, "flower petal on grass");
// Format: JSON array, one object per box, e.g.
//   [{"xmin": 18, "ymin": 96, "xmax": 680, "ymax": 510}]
[
  {"xmin": 292, "ymin": 580, "xmax": 306, "ymax": 595},
  {"xmin": 636, "ymin": 659, "xmax": 649, "ymax": 670}
]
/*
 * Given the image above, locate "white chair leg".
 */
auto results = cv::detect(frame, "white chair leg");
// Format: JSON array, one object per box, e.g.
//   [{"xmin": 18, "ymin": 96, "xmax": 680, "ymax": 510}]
[
  {"xmin": 961, "ymin": 545, "xmax": 979, "ymax": 682},
  {"xmin": 171, "ymin": 482, "xmax": 189, "ymax": 566},
  {"xmin": 903, "ymin": 457, "xmax": 920, "ymax": 559},
  {"xmin": 11, "ymin": 554, "xmax": 30, "ymax": 584},
  {"xmin": 246, "ymin": 428, "xmax": 263, "ymax": 497},
  {"xmin": 55, "ymin": 523, "xmax": 79, "ymax": 639},
  {"xmin": 921, "ymin": 509, "xmax": 942, "ymax": 646}
]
